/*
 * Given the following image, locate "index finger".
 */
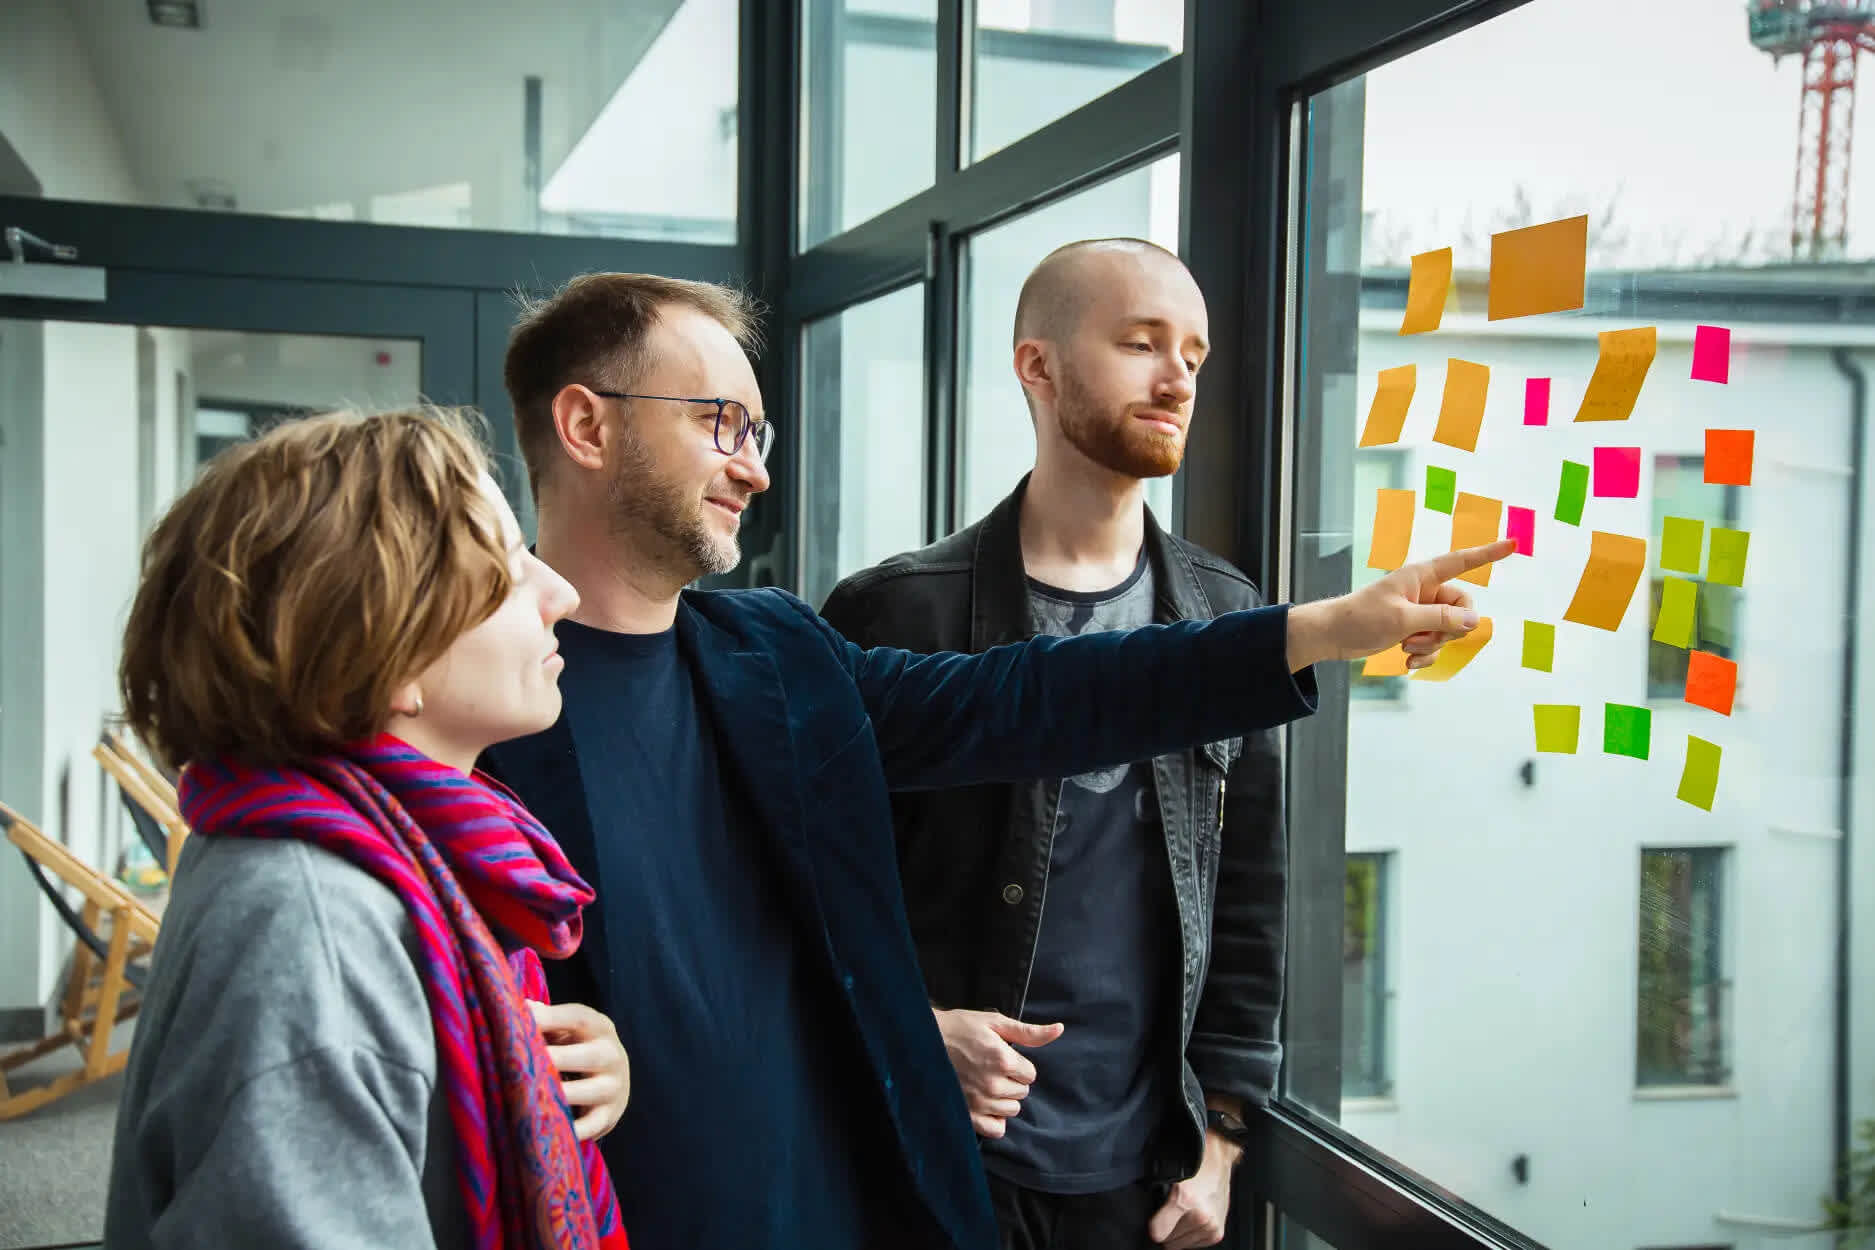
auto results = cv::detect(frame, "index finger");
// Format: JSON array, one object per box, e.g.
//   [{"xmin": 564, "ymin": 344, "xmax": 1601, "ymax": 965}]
[
  {"xmin": 1420, "ymin": 538, "xmax": 1516, "ymax": 585},
  {"xmin": 527, "ymin": 999, "xmax": 604, "ymax": 1037}
]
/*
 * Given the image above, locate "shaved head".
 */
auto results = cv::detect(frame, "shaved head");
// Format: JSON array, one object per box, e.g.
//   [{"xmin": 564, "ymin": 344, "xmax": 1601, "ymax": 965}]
[{"xmin": 1012, "ymin": 238, "xmax": 1186, "ymax": 348}]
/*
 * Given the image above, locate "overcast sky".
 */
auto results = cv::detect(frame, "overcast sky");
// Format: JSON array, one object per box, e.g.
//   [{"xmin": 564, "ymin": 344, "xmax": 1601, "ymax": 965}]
[{"xmin": 1360, "ymin": 0, "xmax": 1874, "ymax": 267}]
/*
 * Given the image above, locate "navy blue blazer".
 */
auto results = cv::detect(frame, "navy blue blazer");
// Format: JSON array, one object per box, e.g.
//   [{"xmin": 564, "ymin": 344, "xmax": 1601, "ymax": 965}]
[{"xmin": 483, "ymin": 587, "xmax": 1317, "ymax": 1250}]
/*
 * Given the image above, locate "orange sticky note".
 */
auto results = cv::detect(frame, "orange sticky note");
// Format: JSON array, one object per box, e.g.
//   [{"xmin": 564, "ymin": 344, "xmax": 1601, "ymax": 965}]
[
  {"xmin": 1362, "ymin": 646, "xmax": 1410, "ymax": 678},
  {"xmin": 1401, "ymin": 247, "xmax": 1453, "ymax": 335},
  {"xmin": 1574, "ymin": 327, "xmax": 1657, "ymax": 422},
  {"xmin": 1358, "ymin": 364, "xmax": 1417, "ymax": 448},
  {"xmin": 1367, "ymin": 488, "xmax": 1415, "ymax": 571},
  {"xmin": 1563, "ymin": 531, "xmax": 1648, "ymax": 632},
  {"xmin": 1488, "ymin": 215, "xmax": 1587, "ymax": 321},
  {"xmin": 1412, "ymin": 616, "xmax": 1493, "ymax": 682},
  {"xmin": 1450, "ymin": 492, "xmax": 1503, "ymax": 586},
  {"xmin": 1685, "ymin": 650, "xmax": 1738, "ymax": 716},
  {"xmin": 1431, "ymin": 359, "xmax": 1490, "ymax": 452},
  {"xmin": 1705, "ymin": 429, "xmax": 1755, "ymax": 485}
]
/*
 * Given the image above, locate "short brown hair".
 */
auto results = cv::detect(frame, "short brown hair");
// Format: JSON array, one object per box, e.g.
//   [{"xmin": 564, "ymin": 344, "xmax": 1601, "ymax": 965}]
[
  {"xmin": 120, "ymin": 408, "xmax": 512, "ymax": 770},
  {"xmin": 503, "ymin": 272, "xmax": 763, "ymax": 498}
]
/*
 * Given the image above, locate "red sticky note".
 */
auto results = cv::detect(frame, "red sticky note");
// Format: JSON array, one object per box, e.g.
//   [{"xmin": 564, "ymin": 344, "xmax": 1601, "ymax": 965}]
[
  {"xmin": 1524, "ymin": 377, "xmax": 1550, "ymax": 426},
  {"xmin": 1705, "ymin": 429, "xmax": 1754, "ymax": 485},
  {"xmin": 1691, "ymin": 325, "xmax": 1731, "ymax": 383},
  {"xmin": 1685, "ymin": 650, "xmax": 1738, "ymax": 716},
  {"xmin": 1593, "ymin": 446, "xmax": 1641, "ymax": 498},
  {"xmin": 1506, "ymin": 505, "xmax": 1535, "ymax": 556}
]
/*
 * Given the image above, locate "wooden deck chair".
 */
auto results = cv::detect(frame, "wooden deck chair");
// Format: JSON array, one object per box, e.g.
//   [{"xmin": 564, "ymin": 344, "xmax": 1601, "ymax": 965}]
[
  {"xmin": 102, "ymin": 729, "xmax": 179, "ymax": 813},
  {"xmin": 93, "ymin": 735, "xmax": 189, "ymax": 878},
  {"xmin": 0, "ymin": 800, "xmax": 160, "ymax": 1121}
]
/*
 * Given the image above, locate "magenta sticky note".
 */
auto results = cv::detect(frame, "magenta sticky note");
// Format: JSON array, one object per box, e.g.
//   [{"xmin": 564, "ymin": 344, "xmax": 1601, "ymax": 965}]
[
  {"xmin": 1524, "ymin": 377, "xmax": 1551, "ymax": 425},
  {"xmin": 1593, "ymin": 446, "xmax": 1641, "ymax": 498},
  {"xmin": 1691, "ymin": 325, "xmax": 1730, "ymax": 384},
  {"xmin": 1506, "ymin": 505, "xmax": 1535, "ymax": 556}
]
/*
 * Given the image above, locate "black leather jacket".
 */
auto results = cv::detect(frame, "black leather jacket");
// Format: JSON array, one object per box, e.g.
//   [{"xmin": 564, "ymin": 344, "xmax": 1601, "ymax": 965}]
[{"xmin": 820, "ymin": 476, "xmax": 1286, "ymax": 1183}]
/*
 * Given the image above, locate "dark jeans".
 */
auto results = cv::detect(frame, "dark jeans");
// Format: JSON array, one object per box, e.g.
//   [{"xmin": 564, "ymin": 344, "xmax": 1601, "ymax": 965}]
[{"xmin": 987, "ymin": 1174, "xmax": 1171, "ymax": 1250}]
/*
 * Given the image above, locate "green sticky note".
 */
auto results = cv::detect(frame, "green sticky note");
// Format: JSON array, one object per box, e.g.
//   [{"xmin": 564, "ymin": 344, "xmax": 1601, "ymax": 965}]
[
  {"xmin": 1660, "ymin": 516, "xmax": 1704, "ymax": 574},
  {"xmin": 1652, "ymin": 576, "xmax": 1698, "ymax": 649},
  {"xmin": 1533, "ymin": 704, "xmax": 1579, "ymax": 753},
  {"xmin": 1555, "ymin": 460, "xmax": 1589, "ymax": 525},
  {"xmin": 1709, "ymin": 527, "xmax": 1750, "ymax": 587},
  {"xmin": 1522, "ymin": 621, "xmax": 1555, "ymax": 672},
  {"xmin": 1603, "ymin": 702, "xmax": 1652, "ymax": 760},
  {"xmin": 1426, "ymin": 465, "xmax": 1457, "ymax": 514},
  {"xmin": 1677, "ymin": 735, "xmax": 1722, "ymax": 811}
]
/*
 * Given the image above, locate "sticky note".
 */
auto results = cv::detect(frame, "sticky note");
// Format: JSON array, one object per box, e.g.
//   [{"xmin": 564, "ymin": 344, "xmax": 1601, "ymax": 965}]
[
  {"xmin": 1555, "ymin": 460, "xmax": 1589, "ymax": 525},
  {"xmin": 1564, "ymin": 531, "xmax": 1647, "ymax": 632},
  {"xmin": 1412, "ymin": 617, "xmax": 1493, "ymax": 682},
  {"xmin": 1426, "ymin": 465, "xmax": 1457, "ymax": 514},
  {"xmin": 1506, "ymin": 505, "xmax": 1535, "ymax": 556},
  {"xmin": 1361, "ymin": 646, "xmax": 1409, "ymax": 678},
  {"xmin": 1603, "ymin": 703, "xmax": 1652, "ymax": 760},
  {"xmin": 1708, "ymin": 528, "xmax": 1750, "ymax": 587},
  {"xmin": 1533, "ymin": 704, "xmax": 1579, "ymax": 753},
  {"xmin": 1685, "ymin": 650, "xmax": 1738, "ymax": 716},
  {"xmin": 1574, "ymin": 327, "xmax": 1657, "ymax": 423},
  {"xmin": 1691, "ymin": 325, "xmax": 1730, "ymax": 383},
  {"xmin": 1367, "ymin": 488, "xmax": 1415, "ymax": 571},
  {"xmin": 1401, "ymin": 248, "xmax": 1452, "ymax": 335},
  {"xmin": 1432, "ymin": 359, "xmax": 1490, "ymax": 452},
  {"xmin": 1358, "ymin": 364, "xmax": 1416, "ymax": 448},
  {"xmin": 1488, "ymin": 214, "xmax": 1587, "ymax": 321},
  {"xmin": 1593, "ymin": 446, "xmax": 1641, "ymax": 497},
  {"xmin": 1653, "ymin": 576, "xmax": 1698, "ymax": 649},
  {"xmin": 1705, "ymin": 429, "xmax": 1755, "ymax": 485},
  {"xmin": 1450, "ymin": 493, "xmax": 1503, "ymax": 586},
  {"xmin": 1660, "ymin": 516, "xmax": 1704, "ymax": 574},
  {"xmin": 1524, "ymin": 377, "xmax": 1550, "ymax": 426},
  {"xmin": 1522, "ymin": 621, "xmax": 1555, "ymax": 672},
  {"xmin": 1677, "ymin": 735, "xmax": 1722, "ymax": 810}
]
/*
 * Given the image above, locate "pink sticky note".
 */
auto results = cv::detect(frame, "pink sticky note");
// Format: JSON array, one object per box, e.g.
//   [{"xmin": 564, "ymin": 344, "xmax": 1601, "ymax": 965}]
[
  {"xmin": 1691, "ymin": 325, "xmax": 1731, "ymax": 383},
  {"xmin": 1524, "ymin": 377, "xmax": 1551, "ymax": 426},
  {"xmin": 1506, "ymin": 505, "xmax": 1535, "ymax": 556},
  {"xmin": 1593, "ymin": 446, "xmax": 1642, "ymax": 497}
]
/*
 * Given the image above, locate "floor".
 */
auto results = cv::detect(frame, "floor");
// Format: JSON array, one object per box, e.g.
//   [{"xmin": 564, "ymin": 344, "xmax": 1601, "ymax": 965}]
[{"xmin": 0, "ymin": 1018, "xmax": 129, "ymax": 1250}]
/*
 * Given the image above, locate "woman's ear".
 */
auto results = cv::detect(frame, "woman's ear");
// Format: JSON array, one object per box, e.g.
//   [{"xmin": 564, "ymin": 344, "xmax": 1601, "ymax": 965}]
[{"xmin": 386, "ymin": 680, "xmax": 424, "ymax": 720}]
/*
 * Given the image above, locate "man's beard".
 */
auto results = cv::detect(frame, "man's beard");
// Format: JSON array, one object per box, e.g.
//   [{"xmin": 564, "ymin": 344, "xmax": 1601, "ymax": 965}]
[
  {"xmin": 605, "ymin": 427, "xmax": 740, "ymax": 578},
  {"xmin": 1056, "ymin": 369, "xmax": 1185, "ymax": 479}
]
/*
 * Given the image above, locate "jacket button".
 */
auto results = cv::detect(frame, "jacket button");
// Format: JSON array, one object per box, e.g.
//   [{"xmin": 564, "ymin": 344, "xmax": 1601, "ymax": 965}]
[{"xmin": 1002, "ymin": 883, "xmax": 1024, "ymax": 905}]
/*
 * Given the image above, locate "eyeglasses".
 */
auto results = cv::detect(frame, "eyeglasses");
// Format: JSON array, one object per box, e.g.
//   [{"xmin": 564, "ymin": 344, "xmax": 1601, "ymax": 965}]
[{"xmin": 592, "ymin": 391, "xmax": 774, "ymax": 462}]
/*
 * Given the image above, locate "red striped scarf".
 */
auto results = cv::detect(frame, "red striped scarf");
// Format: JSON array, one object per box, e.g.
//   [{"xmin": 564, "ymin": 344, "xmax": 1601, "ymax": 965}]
[{"xmin": 179, "ymin": 734, "xmax": 628, "ymax": 1250}]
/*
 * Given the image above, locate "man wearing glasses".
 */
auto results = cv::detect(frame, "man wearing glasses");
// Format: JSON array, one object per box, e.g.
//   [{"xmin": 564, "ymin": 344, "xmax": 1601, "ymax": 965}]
[{"xmin": 480, "ymin": 271, "xmax": 1506, "ymax": 1250}]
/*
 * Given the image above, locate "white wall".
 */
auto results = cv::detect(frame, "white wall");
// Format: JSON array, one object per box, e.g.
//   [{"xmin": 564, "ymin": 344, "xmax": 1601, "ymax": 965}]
[{"xmin": 0, "ymin": 0, "xmax": 141, "ymax": 203}]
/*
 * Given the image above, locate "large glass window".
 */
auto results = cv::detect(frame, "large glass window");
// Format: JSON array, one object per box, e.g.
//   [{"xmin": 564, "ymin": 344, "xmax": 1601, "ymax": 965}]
[
  {"xmin": 4, "ymin": 0, "xmax": 736, "ymax": 240},
  {"xmin": 970, "ymin": 0, "xmax": 1181, "ymax": 163},
  {"xmin": 799, "ymin": 0, "xmax": 937, "ymax": 249},
  {"xmin": 1283, "ymin": 2, "xmax": 1869, "ymax": 1247},
  {"xmin": 1342, "ymin": 851, "xmax": 1393, "ymax": 1100},
  {"xmin": 800, "ymin": 284, "xmax": 929, "ymax": 609},
  {"xmin": 958, "ymin": 154, "xmax": 1181, "ymax": 529}
]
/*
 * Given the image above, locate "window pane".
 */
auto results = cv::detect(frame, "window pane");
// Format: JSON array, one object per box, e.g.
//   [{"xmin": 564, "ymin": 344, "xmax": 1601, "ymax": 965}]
[
  {"xmin": 958, "ymin": 154, "xmax": 1182, "ymax": 528},
  {"xmin": 9, "ymin": 0, "xmax": 736, "ymax": 241},
  {"xmin": 971, "ymin": 0, "xmax": 1182, "ymax": 163},
  {"xmin": 800, "ymin": 284, "xmax": 928, "ymax": 609},
  {"xmin": 799, "ymin": 0, "xmax": 937, "ymax": 249},
  {"xmin": 1283, "ymin": 3, "xmax": 1865, "ymax": 1247}
]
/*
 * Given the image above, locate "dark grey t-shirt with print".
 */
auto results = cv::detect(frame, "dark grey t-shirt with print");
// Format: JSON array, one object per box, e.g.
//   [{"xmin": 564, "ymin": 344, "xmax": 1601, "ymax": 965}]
[{"xmin": 979, "ymin": 549, "xmax": 1181, "ymax": 1195}]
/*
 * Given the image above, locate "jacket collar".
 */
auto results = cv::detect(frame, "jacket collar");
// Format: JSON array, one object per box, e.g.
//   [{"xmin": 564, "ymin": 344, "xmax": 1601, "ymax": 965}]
[{"xmin": 969, "ymin": 472, "xmax": 1219, "ymax": 652}]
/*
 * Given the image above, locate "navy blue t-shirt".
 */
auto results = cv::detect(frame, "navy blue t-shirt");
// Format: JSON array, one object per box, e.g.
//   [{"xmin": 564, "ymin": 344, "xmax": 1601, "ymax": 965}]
[{"xmin": 548, "ymin": 620, "xmax": 874, "ymax": 1250}]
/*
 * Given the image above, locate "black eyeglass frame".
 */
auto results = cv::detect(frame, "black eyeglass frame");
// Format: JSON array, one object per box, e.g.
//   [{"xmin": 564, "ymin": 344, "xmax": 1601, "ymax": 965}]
[{"xmin": 591, "ymin": 391, "xmax": 773, "ymax": 460}]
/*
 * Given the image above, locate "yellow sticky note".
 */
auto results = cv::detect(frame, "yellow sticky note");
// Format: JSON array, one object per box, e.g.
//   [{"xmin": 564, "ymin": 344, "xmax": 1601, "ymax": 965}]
[
  {"xmin": 1412, "ymin": 616, "xmax": 1493, "ymax": 682},
  {"xmin": 1652, "ymin": 576, "xmax": 1698, "ymax": 649},
  {"xmin": 1361, "ymin": 646, "xmax": 1410, "ymax": 678},
  {"xmin": 1563, "ymin": 531, "xmax": 1648, "ymax": 631},
  {"xmin": 1358, "ymin": 364, "xmax": 1417, "ymax": 448},
  {"xmin": 1522, "ymin": 621, "xmax": 1555, "ymax": 672},
  {"xmin": 1431, "ymin": 359, "xmax": 1490, "ymax": 453},
  {"xmin": 1489, "ymin": 215, "xmax": 1587, "ymax": 321},
  {"xmin": 1677, "ymin": 735, "xmax": 1722, "ymax": 811},
  {"xmin": 1450, "ymin": 492, "xmax": 1503, "ymax": 586},
  {"xmin": 1533, "ymin": 704, "xmax": 1580, "ymax": 753},
  {"xmin": 1367, "ymin": 488, "xmax": 1415, "ymax": 571},
  {"xmin": 1574, "ymin": 327, "xmax": 1657, "ymax": 423},
  {"xmin": 1401, "ymin": 247, "xmax": 1453, "ymax": 335}
]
